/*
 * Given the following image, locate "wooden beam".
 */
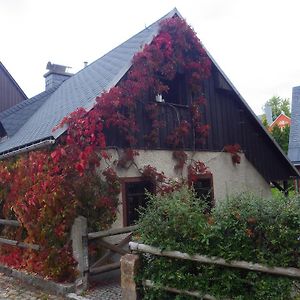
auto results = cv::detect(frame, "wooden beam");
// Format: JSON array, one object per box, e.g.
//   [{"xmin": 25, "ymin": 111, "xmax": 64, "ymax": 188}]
[
  {"xmin": 130, "ymin": 242, "xmax": 300, "ymax": 279},
  {"xmin": 272, "ymin": 181, "xmax": 289, "ymax": 197},
  {"xmin": 97, "ymin": 239, "xmax": 128, "ymax": 256},
  {"xmin": 88, "ymin": 225, "xmax": 138, "ymax": 240},
  {"xmin": 283, "ymin": 180, "xmax": 289, "ymax": 197},
  {"xmin": 89, "ymin": 261, "xmax": 120, "ymax": 275},
  {"xmin": 271, "ymin": 181, "xmax": 284, "ymax": 192},
  {"xmin": 0, "ymin": 238, "xmax": 39, "ymax": 250},
  {"xmin": 90, "ymin": 233, "xmax": 133, "ymax": 269},
  {"xmin": 0, "ymin": 219, "xmax": 20, "ymax": 227},
  {"xmin": 144, "ymin": 280, "xmax": 216, "ymax": 300}
]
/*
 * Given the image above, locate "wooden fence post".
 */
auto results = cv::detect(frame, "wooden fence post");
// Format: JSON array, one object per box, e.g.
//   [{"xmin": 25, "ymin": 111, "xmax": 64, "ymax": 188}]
[
  {"xmin": 121, "ymin": 253, "xmax": 140, "ymax": 300},
  {"xmin": 71, "ymin": 216, "xmax": 89, "ymax": 291}
]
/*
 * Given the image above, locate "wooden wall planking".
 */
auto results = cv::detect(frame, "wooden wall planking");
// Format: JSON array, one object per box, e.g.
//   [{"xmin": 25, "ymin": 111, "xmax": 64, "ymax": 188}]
[
  {"xmin": 104, "ymin": 66, "xmax": 296, "ymax": 182},
  {"xmin": 0, "ymin": 64, "xmax": 27, "ymax": 113}
]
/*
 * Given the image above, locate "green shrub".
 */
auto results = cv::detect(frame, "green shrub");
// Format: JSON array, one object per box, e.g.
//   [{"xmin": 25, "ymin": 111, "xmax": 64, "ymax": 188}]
[
  {"xmin": 210, "ymin": 193, "xmax": 300, "ymax": 266},
  {"xmin": 136, "ymin": 186, "xmax": 210, "ymax": 254},
  {"xmin": 136, "ymin": 187, "xmax": 300, "ymax": 299}
]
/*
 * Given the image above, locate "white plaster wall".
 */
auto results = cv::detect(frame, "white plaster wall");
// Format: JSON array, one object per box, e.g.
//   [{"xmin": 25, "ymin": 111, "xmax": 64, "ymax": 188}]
[{"xmin": 103, "ymin": 150, "xmax": 271, "ymax": 229}]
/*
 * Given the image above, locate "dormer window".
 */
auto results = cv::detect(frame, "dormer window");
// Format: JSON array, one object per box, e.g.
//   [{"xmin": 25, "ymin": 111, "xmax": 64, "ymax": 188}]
[{"xmin": 161, "ymin": 73, "xmax": 188, "ymax": 106}]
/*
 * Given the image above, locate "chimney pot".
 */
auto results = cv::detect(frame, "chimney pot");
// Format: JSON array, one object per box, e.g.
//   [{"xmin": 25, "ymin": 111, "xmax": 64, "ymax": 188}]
[{"xmin": 44, "ymin": 62, "xmax": 73, "ymax": 90}]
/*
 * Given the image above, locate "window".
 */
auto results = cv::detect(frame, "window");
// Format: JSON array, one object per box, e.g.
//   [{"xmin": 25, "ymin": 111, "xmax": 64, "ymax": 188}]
[
  {"xmin": 123, "ymin": 179, "xmax": 154, "ymax": 226},
  {"xmin": 194, "ymin": 175, "xmax": 214, "ymax": 212},
  {"xmin": 161, "ymin": 73, "xmax": 188, "ymax": 105}
]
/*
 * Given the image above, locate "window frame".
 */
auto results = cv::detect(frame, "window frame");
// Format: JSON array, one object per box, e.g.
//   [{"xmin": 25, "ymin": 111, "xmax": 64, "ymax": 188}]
[
  {"xmin": 193, "ymin": 173, "xmax": 215, "ymax": 211},
  {"xmin": 159, "ymin": 73, "xmax": 189, "ymax": 106},
  {"xmin": 121, "ymin": 177, "xmax": 155, "ymax": 226}
]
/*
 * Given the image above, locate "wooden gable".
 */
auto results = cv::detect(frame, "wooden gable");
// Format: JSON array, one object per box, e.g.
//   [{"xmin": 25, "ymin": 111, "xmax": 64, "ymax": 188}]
[
  {"xmin": 105, "ymin": 62, "xmax": 296, "ymax": 182},
  {"xmin": 0, "ymin": 63, "xmax": 27, "ymax": 113}
]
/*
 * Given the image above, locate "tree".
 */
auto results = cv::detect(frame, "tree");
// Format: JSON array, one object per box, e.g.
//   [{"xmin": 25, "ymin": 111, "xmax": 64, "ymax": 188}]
[
  {"xmin": 264, "ymin": 96, "xmax": 290, "ymax": 120},
  {"xmin": 270, "ymin": 124, "xmax": 290, "ymax": 154},
  {"xmin": 261, "ymin": 96, "xmax": 291, "ymax": 154}
]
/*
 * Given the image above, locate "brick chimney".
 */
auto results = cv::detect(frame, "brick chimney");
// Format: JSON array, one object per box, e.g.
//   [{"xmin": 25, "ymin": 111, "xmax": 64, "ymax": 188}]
[{"xmin": 43, "ymin": 62, "xmax": 73, "ymax": 90}]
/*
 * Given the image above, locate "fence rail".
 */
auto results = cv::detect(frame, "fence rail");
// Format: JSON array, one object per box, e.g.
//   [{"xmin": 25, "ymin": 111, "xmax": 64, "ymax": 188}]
[
  {"xmin": 143, "ymin": 280, "xmax": 215, "ymax": 300},
  {"xmin": 124, "ymin": 242, "xmax": 300, "ymax": 299},
  {"xmin": 87, "ymin": 224, "xmax": 138, "ymax": 276},
  {"xmin": 88, "ymin": 225, "xmax": 138, "ymax": 240},
  {"xmin": 129, "ymin": 242, "xmax": 300, "ymax": 279},
  {"xmin": 0, "ymin": 218, "xmax": 39, "ymax": 250},
  {"xmin": 0, "ymin": 219, "xmax": 20, "ymax": 227}
]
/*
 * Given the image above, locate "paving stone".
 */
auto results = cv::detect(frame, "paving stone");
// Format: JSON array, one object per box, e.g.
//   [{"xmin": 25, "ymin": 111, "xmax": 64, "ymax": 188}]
[
  {"xmin": 0, "ymin": 272, "xmax": 122, "ymax": 300},
  {"xmin": 0, "ymin": 273, "xmax": 65, "ymax": 300},
  {"xmin": 67, "ymin": 281, "xmax": 121, "ymax": 300},
  {"xmin": 85, "ymin": 283, "xmax": 121, "ymax": 299}
]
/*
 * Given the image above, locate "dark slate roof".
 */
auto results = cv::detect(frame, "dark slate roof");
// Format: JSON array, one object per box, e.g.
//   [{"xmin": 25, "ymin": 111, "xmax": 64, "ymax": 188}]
[
  {"xmin": 0, "ymin": 8, "xmax": 298, "ymax": 179},
  {"xmin": 0, "ymin": 86, "xmax": 57, "ymax": 137},
  {"xmin": 0, "ymin": 9, "xmax": 178, "ymax": 156},
  {"xmin": 288, "ymin": 86, "xmax": 300, "ymax": 164}
]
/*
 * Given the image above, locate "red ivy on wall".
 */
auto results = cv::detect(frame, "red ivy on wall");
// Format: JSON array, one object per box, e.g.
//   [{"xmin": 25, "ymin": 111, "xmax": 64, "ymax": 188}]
[
  {"xmin": 224, "ymin": 144, "xmax": 242, "ymax": 164},
  {"xmin": 0, "ymin": 16, "xmax": 213, "ymax": 281}
]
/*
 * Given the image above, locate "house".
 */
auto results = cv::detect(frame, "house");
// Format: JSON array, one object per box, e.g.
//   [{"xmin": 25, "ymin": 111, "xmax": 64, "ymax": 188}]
[
  {"xmin": 0, "ymin": 9, "xmax": 298, "ymax": 227},
  {"xmin": 269, "ymin": 113, "xmax": 290, "ymax": 131},
  {"xmin": 0, "ymin": 62, "xmax": 27, "ymax": 113},
  {"xmin": 288, "ymin": 86, "xmax": 300, "ymax": 189}
]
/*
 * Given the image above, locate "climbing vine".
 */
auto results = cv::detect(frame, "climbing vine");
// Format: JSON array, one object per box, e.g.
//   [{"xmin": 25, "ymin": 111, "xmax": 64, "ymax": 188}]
[
  {"xmin": 0, "ymin": 16, "xmax": 214, "ymax": 281},
  {"xmin": 224, "ymin": 144, "xmax": 242, "ymax": 165}
]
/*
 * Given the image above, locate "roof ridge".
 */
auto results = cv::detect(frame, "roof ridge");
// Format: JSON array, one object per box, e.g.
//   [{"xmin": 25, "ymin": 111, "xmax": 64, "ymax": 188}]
[
  {"xmin": 50, "ymin": 9, "xmax": 181, "ymax": 140},
  {"xmin": 0, "ymin": 8, "xmax": 182, "ymax": 156},
  {"xmin": 66, "ymin": 8, "xmax": 180, "ymax": 81}
]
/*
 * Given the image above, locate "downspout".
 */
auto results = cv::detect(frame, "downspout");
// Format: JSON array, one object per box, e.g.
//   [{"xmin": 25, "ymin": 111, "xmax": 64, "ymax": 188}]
[{"xmin": 0, "ymin": 139, "xmax": 55, "ymax": 160}]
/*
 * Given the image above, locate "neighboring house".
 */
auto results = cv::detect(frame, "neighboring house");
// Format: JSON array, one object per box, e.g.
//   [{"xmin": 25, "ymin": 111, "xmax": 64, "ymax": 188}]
[
  {"xmin": 288, "ymin": 86, "xmax": 300, "ymax": 189},
  {"xmin": 269, "ymin": 113, "xmax": 290, "ymax": 131},
  {"xmin": 0, "ymin": 62, "xmax": 27, "ymax": 113},
  {"xmin": 0, "ymin": 9, "xmax": 298, "ymax": 226}
]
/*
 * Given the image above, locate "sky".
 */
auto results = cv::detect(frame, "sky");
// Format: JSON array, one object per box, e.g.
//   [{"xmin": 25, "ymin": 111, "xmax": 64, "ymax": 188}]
[{"xmin": 1, "ymin": 0, "xmax": 300, "ymax": 115}]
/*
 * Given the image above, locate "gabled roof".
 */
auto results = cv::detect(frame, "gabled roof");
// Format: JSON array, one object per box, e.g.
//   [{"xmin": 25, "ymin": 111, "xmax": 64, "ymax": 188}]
[
  {"xmin": 0, "ymin": 9, "xmax": 179, "ymax": 157},
  {"xmin": 0, "ymin": 9, "xmax": 298, "ymax": 180},
  {"xmin": 269, "ymin": 113, "xmax": 290, "ymax": 130},
  {"xmin": 288, "ymin": 86, "xmax": 300, "ymax": 165},
  {"xmin": 0, "ymin": 87, "xmax": 57, "ymax": 138}
]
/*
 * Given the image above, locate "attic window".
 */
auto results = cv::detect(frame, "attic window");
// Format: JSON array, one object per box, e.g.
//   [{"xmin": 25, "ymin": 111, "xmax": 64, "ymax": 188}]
[
  {"xmin": 161, "ymin": 73, "xmax": 188, "ymax": 105},
  {"xmin": 0, "ymin": 122, "xmax": 7, "ymax": 140}
]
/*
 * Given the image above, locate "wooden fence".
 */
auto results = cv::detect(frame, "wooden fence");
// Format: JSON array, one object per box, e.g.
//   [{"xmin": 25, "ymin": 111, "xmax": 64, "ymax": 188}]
[
  {"xmin": 0, "ymin": 216, "xmax": 137, "ymax": 291},
  {"xmin": 0, "ymin": 216, "xmax": 137, "ymax": 290},
  {"xmin": 88, "ymin": 224, "xmax": 138, "ymax": 276},
  {"xmin": 123, "ymin": 241, "xmax": 300, "ymax": 299},
  {"xmin": 71, "ymin": 216, "xmax": 138, "ymax": 289},
  {"xmin": 0, "ymin": 218, "xmax": 39, "ymax": 251}
]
